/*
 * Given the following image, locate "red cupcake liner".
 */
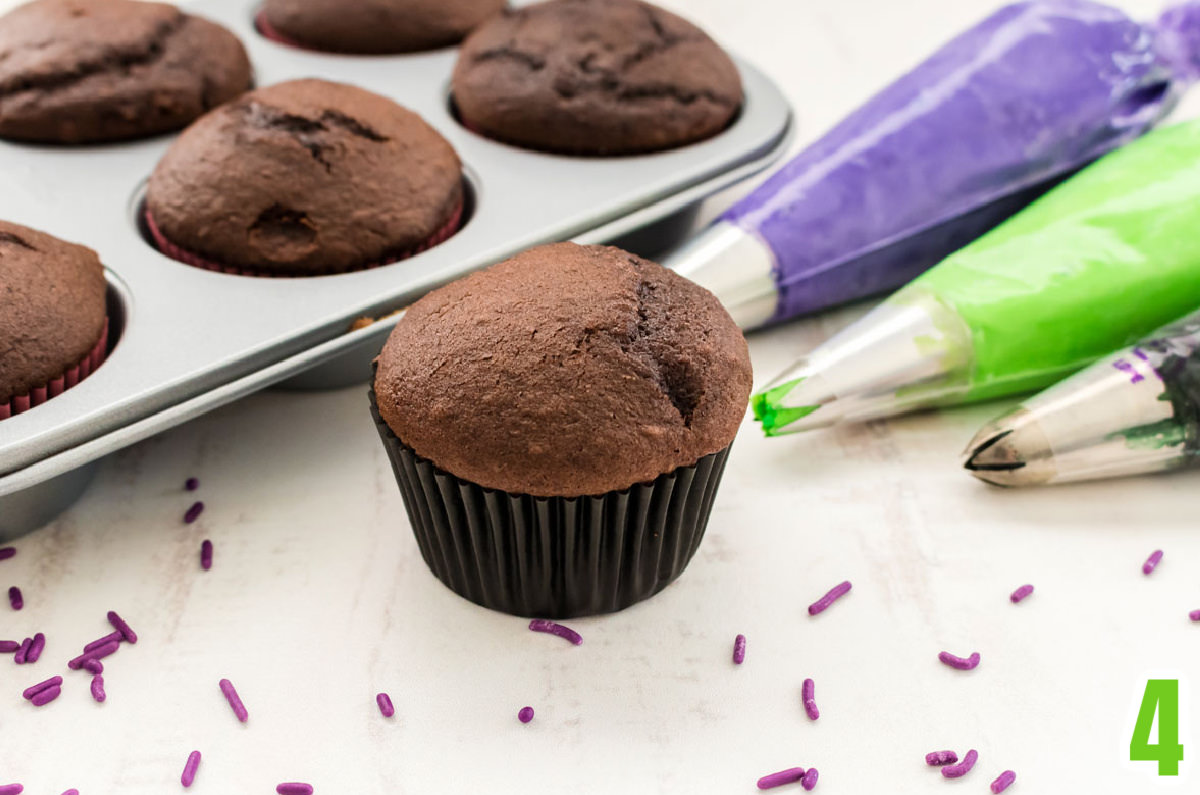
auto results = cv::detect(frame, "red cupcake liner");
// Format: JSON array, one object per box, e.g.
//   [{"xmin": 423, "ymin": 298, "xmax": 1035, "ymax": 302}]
[
  {"xmin": 254, "ymin": 10, "xmax": 307, "ymax": 49},
  {"xmin": 1, "ymin": 316, "xmax": 110, "ymax": 421},
  {"xmin": 145, "ymin": 199, "xmax": 464, "ymax": 278}
]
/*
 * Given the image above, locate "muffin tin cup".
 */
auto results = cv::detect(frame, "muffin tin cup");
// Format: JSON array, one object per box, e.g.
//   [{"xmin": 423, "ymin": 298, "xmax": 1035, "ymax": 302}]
[
  {"xmin": 1, "ymin": 317, "xmax": 110, "ymax": 421},
  {"xmin": 369, "ymin": 382, "xmax": 732, "ymax": 618}
]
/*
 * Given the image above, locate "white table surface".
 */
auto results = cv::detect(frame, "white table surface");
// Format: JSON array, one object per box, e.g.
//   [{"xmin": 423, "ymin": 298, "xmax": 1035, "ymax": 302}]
[{"xmin": 3, "ymin": 1, "xmax": 1200, "ymax": 793}]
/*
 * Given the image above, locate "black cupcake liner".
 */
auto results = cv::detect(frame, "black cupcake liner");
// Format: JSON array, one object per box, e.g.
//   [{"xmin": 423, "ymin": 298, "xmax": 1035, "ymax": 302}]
[{"xmin": 369, "ymin": 383, "xmax": 732, "ymax": 618}]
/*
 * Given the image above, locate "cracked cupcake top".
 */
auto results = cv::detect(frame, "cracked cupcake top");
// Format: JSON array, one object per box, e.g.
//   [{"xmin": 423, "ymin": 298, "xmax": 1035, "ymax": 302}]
[
  {"xmin": 145, "ymin": 78, "xmax": 463, "ymax": 275},
  {"xmin": 451, "ymin": 0, "xmax": 743, "ymax": 155},
  {"xmin": 0, "ymin": 0, "xmax": 251, "ymax": 144},
  {"xmin": 373, "ymin": 242, "xmax": 753, "ymax": 497}
]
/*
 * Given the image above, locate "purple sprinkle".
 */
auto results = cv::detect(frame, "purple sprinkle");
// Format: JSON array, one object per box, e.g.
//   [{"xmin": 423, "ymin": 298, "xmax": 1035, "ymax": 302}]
[
  {"xmin": 30, "ymin": 684, "xmax": 61, "ymax": 707},
  {"xmin": 942, "ymin": 749, "xmax": 978, "ymax": 779},
  {"xmin": 182, "ymin": 750, "xmax": 201, "ymax": 787},
  {"xmin": 107, "ymin": 610, "xmax": 138, "ymax": 644},
  {"xmin": 22, "ymin": 675, "xmax": 63, "ymax": 700},
  {"xmin": 185, "ymin": 477, "xmax": 200, "ymax": 492},
  {"xmin": 518, "ymin": 706, "xmax": 535, "ymax": 723},
  {"xmin": 807, "ymin": 581, "xmax": 852, "ymax": 616},
  {"xmin": 84, "ymin": 658, "xmax": 104, "ymax": 674},
  {"xmin": 801, "ymin": 768, "xmax": 819, "ymax": 791},
  {"xmin": 276, "ymin": 785, "xmax": 314, "ymax": 795},
  {"xmin": 0, "ymin": 640, "xmax": 19, "ymax": 653},
  {"xmin": 91, "ymin": 675, "xmax": 106, "ymax": 703},
  {"xmin": 925, "ymin": 750, "xmax": 959, "ymax": 766},
  {"xmin": 0, "ymin": 547, "xmax": 15, "ymax": 561},
  {"xmin": 219, "ymin": 678, "xmax": 249, "ymax": 723},
  {"xmin": 1143, "ymin": 549, "xmax": 1163, "ymax": 575},
  {"xmin": 528, "ymin": 619, "xmax": 583, "ymax": 646},
  {"xmin": 733, "ymin": 634, "xmax": 746, "ymax": 665},
  {"xmin": 1190, "ymin": 610, "xmax": 1200, "ymax": 622},
  {"xmin": 14, "ymin": 637, "xmax": 32, "ymax": 664},
  {"xmin": 802, "ymin": 678, "xmax": 819, "ymax": 720},
  {"xmin": 200, "ymin": 539, "xmax": 213, "ymax": 571},
  {"xmin": 8, "ymin": 586, "xmax": 23, "ymax": 611},
  {"xmin": 938, "ymin": 651, "xmax": 981, "ymax": 671},
  {"xmin": 0, "ymin": 785, "xmax": 23, "ymax": 795},
  {"xmin": 376, "ymin": 692, "xmax": 395, "ymax": 718},
  {"xmin": 26, "ymin": 632, "xmax": 44, "ymax": 663},
  {"xmin": 757, "ymin": 768, "xmax": 806, "ymax": 790},
  {"xmin": 184, "ymin": 501, "xmax": 205, "ymax": 524},
  {"xmin": 84, "ymin": 631, "xmax": 123, "ymax": 652},
  {"xmin": 63, "ymin": 790, "xmax": 79, "ymax": 795},
  {"xmin": 69, "ymin": 640, "xmax": 119, "ymax": 670},
  {"xmin": 990, "ymin": 770, "xmax": 1016, "ymax": 793},
  {"xmin": 1010, "ymin": 584, "xmax": 1034, "ymax": 603}
]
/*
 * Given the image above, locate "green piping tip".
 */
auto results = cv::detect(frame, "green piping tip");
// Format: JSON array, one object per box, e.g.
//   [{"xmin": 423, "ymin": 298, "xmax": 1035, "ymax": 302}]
[{"xmin": 751, "ymin": 379, "xmax": 816, "ymax": 436}]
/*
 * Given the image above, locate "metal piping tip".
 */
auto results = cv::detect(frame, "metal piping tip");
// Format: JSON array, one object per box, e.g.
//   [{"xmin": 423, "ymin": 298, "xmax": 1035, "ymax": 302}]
[{"xmin": 962, "ymin": 415, "xmax": 1056, "ymax": 486}]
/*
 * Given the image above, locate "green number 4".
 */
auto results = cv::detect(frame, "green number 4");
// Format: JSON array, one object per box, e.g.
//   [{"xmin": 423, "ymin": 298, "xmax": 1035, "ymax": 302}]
[{"xmin": 1130, "ymin": 679, "xmax": 1185, "ymax": 776}]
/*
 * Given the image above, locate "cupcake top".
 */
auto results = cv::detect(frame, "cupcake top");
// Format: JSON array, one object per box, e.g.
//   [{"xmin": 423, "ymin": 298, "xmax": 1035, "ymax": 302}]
[
  {"xmin": 0, "ymin": 0, "xmax": 252, "ymax": 144},
  {"xmin": 0, "ymin": 221, "xmax": 106, "ymax": 404},
  {"xmin": 260, "ymin": 0, "xmax": 506, "ymax": 54},
  {"xmin": 451, "ymin": 0, "xmax": 743, "ymax": 155},
  {"xmin": 146, "ymin": 79, "xmax": 463, "ymax": 275},
  {"xmin": 374, "ymin": 242, "xmax": 752, "ymax": 497}
]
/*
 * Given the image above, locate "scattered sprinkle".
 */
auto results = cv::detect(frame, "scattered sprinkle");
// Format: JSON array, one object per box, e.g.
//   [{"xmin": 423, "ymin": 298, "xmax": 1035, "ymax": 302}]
[
  {"xmin": 200, "ymin": 540, "xmax": 213, "ymax": 571},
  {"xmin": 528, "ymin": 619, "xmax": 583, "ymax": 646},
  {"xmin": 276, "ymin": 784, "xmax": 314, "ymax": 795},
  {"xmin": 30, "ymin": 684, "xmax": 61, "ymax": 707},
  {"xmin": 184, "ymin": 501, "xmax": 205, "ymax": 524},
  {"xmin": 938, "ymin": 651, "xmax": 981, "ymax": 671},
  {"xmin": 518, "ymin": 706, "xmax": 535, "ymax": 723},
  {"xmin": 807, "ymin": 581, "xmax": 852, "ymax": 616},
  {"xmin": 942, "ymin": 749, "xmax": 978, "ymax": 779},
  {"xmin": 0, "ymin": 640, "xmax": 18, "ymax": 653},
  {"xmin": 181, "ymin": 750, "xmax": 201, "ymax": 787},
  {"xmin": 62, "ymin": 790, "xmax": 79, "ymax": 795},
  {"xmin": 22, "ymin": 676, "xmax": 62, "ymax": 700},
  {"xmin": 90, "ymin": 675, "xmax": 106, "ymax": 703},
  {"xmin": 26, "ymin": 632, "xmax": 44, "ymax": 663},
  {"xmin": 185, "ymin": 477, "xmax": 200, "ymax": 492},
  {"xmin": 83, "ymin": 658, "xmax": 104, "ymax": 674},
  {"xmin": 733, "ymin": 634, "xmax": 746, "ymax": 664},
  {"xmin": 801, "ymin": 768, "xmax": 819, "ymax": 791},
  {"xmin": 69, "ymin": 640, "xmax": 119, "ymax": 670},
  {"xmin": 107, "ymin": 611, "xmax": 138, "ymax": 644},
  {"xmin": 757, "ymin": 768, "xmax": 806, "ymax": 790},
  {"xmin": 1190, "ymin": 610, "xmax": 1200, "ymax": 622},
  {"xmin": 802, "ymin": 678, "xmax": 819, "ymax": 720},
  {"xmin": 925, "ymin": 750, "xmax": 958, "ymax": 766},
  {"xmin": 0, "ymin": 547, "xmax": 15, "ymax": 561},
  {"xmin": 1143, "ymin": 549, "xmax": 1163, "ymax": 575},
  {"xmin": 219, "ymin": 678, "xmax": 249, "ymax": 723},
  {"xmin": 990, "ymin": 770, "xmax": 1016, "ymax": 793},
  {"xmin": 0, "ymin": 785, "xmax": 23, "ymax": 794},
  {"xmin": 84, "ymin": 631, "xmax": 123, "ymax": 652},
  {"xmin": 1009, "ymin": 584, "xmax": 1034, "ymax": 603},
  {"xmin": 14, "ymin": 637, "xmax": 32, "ymax": 664},
  {"xmin": 8, "ymin": 586, "xmax": 23, "ymax": 611},
  {"xmin": 376, "ymin": 692, "xmax": 395, "ymax": 718}
]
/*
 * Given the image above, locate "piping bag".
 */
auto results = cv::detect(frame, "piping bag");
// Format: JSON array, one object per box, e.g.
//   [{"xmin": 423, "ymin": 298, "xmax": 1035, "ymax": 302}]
[
  {"xmin": 664, "ymin": 0, "xmax": 1200, "ymax": 330},
  {"xmin": 751, "ymin": 116, "xmax": 1200, "ymax": 435}
]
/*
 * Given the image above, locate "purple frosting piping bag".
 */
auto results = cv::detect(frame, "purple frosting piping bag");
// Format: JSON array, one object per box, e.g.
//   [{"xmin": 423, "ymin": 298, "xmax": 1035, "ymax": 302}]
[{"xmin": 665, "ymin": 0, "xmax": 1200, "ymax": 329}]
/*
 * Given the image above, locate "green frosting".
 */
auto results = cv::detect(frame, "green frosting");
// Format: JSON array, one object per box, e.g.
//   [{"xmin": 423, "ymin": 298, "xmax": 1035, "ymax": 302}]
[{"xmin": 904, "ymin": 120, "xmax": 1200, "ymax": 403}]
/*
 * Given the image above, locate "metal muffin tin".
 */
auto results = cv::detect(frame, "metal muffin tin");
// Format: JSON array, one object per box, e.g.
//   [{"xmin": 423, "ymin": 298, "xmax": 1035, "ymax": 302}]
[{"xmin": 0, "ymin": 0, "xmax": 793, "ymax": 539}]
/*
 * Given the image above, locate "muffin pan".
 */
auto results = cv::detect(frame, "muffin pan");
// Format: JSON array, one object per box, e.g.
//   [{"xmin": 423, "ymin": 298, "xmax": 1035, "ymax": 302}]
[{"xmin": 0, "ymin": 0, "xmax": 793, "ymax": 539}]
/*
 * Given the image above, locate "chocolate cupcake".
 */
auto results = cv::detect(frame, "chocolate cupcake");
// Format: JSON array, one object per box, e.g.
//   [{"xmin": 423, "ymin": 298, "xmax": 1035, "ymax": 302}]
[
  {"xmin": 0, "ymin": 0, "xmax": 252, "ymax": 145},
  {"xmin": 145, "ymin": 79, "xmax": 463, "ymax": 276},
  {"xmin": 451, "ymin": 0, "xmax": 743, "ymax": 155},
  {"xmin": 1, "ymin": 221, "xmax": 108, "ymax": 420},
  {"xmin": 259, "ymin": 0, "xmax": 506, "ymax": 54},
  {"xmin": 371, "ymin": 242, "xmax": 752, "ymax": 617}
]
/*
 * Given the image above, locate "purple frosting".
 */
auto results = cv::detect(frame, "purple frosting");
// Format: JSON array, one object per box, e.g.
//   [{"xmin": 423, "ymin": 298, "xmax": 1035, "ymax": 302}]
[{"xmin": 722, "ymin": 0, "xmax": 1196, "ymax": 324}]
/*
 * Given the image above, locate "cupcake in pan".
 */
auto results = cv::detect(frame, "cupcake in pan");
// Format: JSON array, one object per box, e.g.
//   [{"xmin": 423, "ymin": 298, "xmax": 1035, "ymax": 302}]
[
  {"xmin": 259, "ymin": 0, "xmax": 506, "ymax": 54},
  {"xmin": 1, "ymin": 221, "xmax": 109, "ymax": 420},
  {"xmin": 371, "ymin": 242, "xmax": 752, "ymax": 617},
  {"xmin": 0, "ymin": 0, "xmax": 251, "ymax": 144},
  {"xmin": 145, "ymin": 79, "xmax": 464, "ymax": 277},
  {"xmin": 451, "ymin": 0, "xmax": 743, "ymax": 155}
]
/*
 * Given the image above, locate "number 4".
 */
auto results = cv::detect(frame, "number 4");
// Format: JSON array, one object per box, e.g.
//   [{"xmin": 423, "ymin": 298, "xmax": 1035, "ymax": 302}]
[{"xmin": 1131, "ymin": 679, "xmax": 1185, "ymax": 776}]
